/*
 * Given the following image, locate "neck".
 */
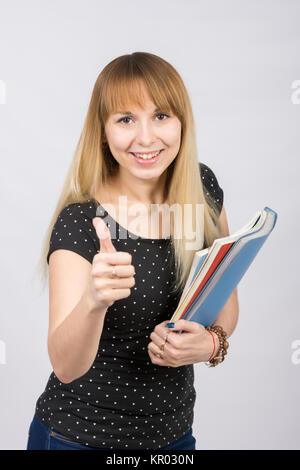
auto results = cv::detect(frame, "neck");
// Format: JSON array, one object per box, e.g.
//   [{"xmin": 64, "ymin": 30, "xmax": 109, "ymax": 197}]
[{"xmin": 105, "ymin": 168, "xmax": 167, "ymax": 206}]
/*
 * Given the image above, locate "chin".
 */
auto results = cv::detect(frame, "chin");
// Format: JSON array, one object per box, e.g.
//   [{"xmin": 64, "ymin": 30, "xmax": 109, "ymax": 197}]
[{"xmin": 131, "ymin": 168, "xmax": 163, "ymax": 179}]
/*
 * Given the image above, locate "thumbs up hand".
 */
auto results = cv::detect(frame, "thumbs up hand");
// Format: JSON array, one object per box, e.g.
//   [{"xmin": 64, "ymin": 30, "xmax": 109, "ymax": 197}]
[
  {"xmin": 93, "ymin": 216, "xmax": 117, "ymax": 254},
  {"xmin": 86, "ymin": 217, "xmax": 136, "ymax": 311}
]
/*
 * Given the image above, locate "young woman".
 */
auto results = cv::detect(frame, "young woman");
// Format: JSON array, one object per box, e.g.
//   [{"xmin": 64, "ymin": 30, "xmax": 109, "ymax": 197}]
[{"xmin": 27, "ymin": 52, "xmax": 239, "ymax": 450}]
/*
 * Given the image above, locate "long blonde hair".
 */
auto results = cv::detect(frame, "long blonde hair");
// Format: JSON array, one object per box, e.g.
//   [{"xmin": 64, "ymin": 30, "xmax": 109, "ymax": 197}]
[{"xmin": 35, "ymin": 52, "xmax": 223, "ymax": 294}]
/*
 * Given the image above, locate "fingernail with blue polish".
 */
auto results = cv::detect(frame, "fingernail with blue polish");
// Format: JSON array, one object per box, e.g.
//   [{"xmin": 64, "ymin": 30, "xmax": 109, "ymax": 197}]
[{"xmin": 166, "ymin": 322, "xmax": 175, "ymax": 328}]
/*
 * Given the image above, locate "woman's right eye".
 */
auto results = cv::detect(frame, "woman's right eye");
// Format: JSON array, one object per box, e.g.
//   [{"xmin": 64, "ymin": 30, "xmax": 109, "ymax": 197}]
[{"xmin": 118, "ymin": 117, "xmax": 132, "ymax": 124}]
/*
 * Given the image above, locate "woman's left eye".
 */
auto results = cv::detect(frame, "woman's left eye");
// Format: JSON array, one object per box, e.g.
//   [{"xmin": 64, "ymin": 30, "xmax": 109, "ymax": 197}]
[{"xmin": 156, "ymin": 113, "xmax": 169, "ymax": 120}]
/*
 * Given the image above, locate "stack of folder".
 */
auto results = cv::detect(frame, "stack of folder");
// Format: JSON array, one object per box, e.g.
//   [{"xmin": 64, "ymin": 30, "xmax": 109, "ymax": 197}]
[{"xmin": 170, "ymin": 206, "xmax": 278, "ymax": 327}]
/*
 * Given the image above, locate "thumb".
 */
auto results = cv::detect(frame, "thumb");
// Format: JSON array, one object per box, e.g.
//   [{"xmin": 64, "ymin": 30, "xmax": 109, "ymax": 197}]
[{"xmin": 92, "ymin": 217, "xmax": 116, "ymax": 253}]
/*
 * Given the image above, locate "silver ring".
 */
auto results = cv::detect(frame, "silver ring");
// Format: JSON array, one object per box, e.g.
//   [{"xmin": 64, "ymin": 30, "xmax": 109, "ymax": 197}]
[{"xmin": 156, "ymin": 353, "xmax": 161, "ymax": 358}]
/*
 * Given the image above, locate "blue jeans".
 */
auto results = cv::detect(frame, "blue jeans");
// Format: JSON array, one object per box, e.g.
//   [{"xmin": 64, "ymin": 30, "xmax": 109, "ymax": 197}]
[{"xmin": 26, "ymin": 413, "xmax": 196, "ymax": 450}]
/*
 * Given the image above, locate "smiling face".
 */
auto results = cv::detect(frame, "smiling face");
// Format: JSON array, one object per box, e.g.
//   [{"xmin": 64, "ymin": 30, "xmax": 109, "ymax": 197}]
[{"xmin": 103, "ymin": 85, "xmax": 182, "ymax": 182}]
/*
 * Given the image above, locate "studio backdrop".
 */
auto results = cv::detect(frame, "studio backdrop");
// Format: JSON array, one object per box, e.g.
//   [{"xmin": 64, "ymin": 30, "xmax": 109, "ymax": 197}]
[{"xmin": 0, "ymin": 0, "xmax": 299, "ymax": 450}]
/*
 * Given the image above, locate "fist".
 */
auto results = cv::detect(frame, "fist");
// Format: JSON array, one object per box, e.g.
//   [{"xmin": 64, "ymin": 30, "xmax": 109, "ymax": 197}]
[{"xmin": 87, "ymin": 217, "xmax": 136, "ymax": 310}]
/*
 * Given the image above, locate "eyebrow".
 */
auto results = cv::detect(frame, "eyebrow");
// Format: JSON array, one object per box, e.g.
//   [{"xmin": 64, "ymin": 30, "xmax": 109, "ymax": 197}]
[{"xmin": 114, "ymin": 108, "xmax": 161, "ymax": 116}]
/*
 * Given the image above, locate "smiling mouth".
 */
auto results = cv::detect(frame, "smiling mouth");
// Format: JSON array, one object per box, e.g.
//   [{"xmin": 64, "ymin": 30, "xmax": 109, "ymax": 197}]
[{"xmin": 130, "ymin": 149, "xmax": 164, "ymax": 160}]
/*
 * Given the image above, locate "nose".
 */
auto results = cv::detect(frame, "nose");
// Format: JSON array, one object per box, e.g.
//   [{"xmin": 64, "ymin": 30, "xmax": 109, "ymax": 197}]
[{"xmin": 134, "ymin": 120, "xmax": 157, "ymax": 147}]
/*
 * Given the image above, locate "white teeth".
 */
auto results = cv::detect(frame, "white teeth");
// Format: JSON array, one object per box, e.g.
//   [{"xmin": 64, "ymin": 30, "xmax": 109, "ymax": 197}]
[{"xmin": 133, "ymin": 150, "xmax": 161, "ymax": 160}]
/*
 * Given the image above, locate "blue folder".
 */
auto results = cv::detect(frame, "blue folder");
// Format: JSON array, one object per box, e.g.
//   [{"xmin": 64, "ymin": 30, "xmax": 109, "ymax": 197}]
[{"xmin": 181, "ymin": 206, "xmax": 278, "ymax": 327}]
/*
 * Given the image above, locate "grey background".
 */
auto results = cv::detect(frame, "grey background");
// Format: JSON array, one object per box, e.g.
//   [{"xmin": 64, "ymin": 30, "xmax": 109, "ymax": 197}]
[{"xmin": 0, "ymin": 0, "xmax": 299, "ymax": 450}]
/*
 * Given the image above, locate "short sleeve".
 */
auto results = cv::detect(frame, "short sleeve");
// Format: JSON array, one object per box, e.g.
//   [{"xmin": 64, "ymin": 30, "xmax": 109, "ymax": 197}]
[
  {"xmin": 199, "ymin": 162, "xmax": 224, "ymax": 216},
  {"xmin": 47, "ymin": 202, "xmax": 98, "ymax": 265}
]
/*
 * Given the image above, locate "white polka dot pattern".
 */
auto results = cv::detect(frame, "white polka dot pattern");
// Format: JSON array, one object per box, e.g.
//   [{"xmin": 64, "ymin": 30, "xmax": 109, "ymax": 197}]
[
  {"xmin": 199, "ymin": 162, "xmax": 223, "ymax": 217},
  {"xmin": 35, "ymin": 163, "xmax": 223, "ymax": 449}
]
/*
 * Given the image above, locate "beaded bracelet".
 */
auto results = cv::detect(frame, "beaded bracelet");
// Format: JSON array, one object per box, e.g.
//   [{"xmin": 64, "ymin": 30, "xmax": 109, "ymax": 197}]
[
  {"xmin": 206, "ymin": 330, "xmax": 215, "ymax": 361},
  {"xmin": 205, "ymin": 325, "xmax": 229, "ymax": 367}
]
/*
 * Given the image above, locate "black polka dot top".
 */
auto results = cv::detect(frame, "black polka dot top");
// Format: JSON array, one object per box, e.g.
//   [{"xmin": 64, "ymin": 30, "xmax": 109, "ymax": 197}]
[{"xmin": 34, "ymin": 162, "xmax": 223, "ymax": 450}]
